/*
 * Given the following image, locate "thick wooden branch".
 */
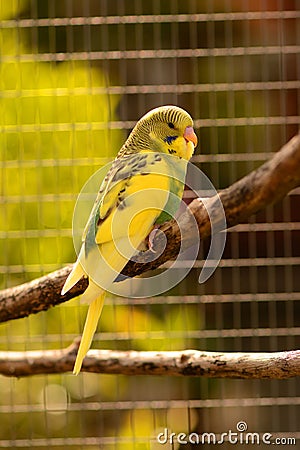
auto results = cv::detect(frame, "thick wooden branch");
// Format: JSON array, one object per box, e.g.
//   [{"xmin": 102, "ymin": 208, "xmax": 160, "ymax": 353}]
[
  {"xmin": 0, "ymin": 341, "xmax": 299, "ymax": 378},
  {"xmin": 0, "ymin": 134, "xmax": 300, "ymax": 322},
  {"xmin": 123, "ymin": 132, "xmax": 300, "ymax": 276},
  {"xmin": 0, "ymin": 266, "xmax": 88, "ymax": 323}
]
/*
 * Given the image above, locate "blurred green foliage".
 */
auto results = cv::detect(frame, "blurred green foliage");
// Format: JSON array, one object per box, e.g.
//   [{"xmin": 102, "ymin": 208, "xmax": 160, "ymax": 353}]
[
  {"xmin": 0, "ymin": 0, "xmax": 29, "ymax": 20},
  {"xmin": 0, "ymin": 6, "xmax": 123, "ymax": 289}
]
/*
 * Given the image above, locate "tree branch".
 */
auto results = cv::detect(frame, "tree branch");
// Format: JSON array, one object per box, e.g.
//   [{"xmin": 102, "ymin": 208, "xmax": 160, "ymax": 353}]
[
  {"xmin": 123, "ymin": 132, "xmax": 300, "ymax": 276},
  {"xmin": 1, "ymin": 134, "xmax": 300, "ymax": 323},
  {"xmin": 0, "ymin": 340, "xmax": 299, "ymax": 378}
]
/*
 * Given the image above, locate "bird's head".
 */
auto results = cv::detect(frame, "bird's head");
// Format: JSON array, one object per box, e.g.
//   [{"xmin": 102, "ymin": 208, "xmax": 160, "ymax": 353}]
[{"xmin": 129, "ymin": 105, "xmax": 198, "ymax": 160}]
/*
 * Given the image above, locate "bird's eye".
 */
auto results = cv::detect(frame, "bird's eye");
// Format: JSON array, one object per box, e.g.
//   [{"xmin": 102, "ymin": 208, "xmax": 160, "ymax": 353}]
[{"xmin": 168, "ymin": 122, "xmax": 175, "ymax": 129}]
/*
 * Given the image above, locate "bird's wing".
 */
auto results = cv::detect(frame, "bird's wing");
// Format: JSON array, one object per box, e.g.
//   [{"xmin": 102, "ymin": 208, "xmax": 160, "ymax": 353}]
[
  {"xmin": 61, "ymin": 152, "xmax": 186, "ymax": 294},
  {"xmin": 78, "ymin": 152, "xmax": 174, "ymax": 288},
  {"xmin": 83, "ymin": 152, "xmax": 172, "ymax": 245},
  {"xmin": 80, "ymin": 157, "xmax": 121, "ymax": 243}
]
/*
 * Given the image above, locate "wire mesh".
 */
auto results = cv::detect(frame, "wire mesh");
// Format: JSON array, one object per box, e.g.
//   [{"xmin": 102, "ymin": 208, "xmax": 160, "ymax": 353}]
[{"xmin": 0, "ymin": 0, "xmax": 299, "ymax": 448}]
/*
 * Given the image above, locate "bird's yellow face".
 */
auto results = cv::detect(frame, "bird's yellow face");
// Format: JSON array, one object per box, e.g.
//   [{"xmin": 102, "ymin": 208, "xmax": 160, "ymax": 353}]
[{"xmin": 145, "ymin": 105, "xmax": 198, "ymax": 160}]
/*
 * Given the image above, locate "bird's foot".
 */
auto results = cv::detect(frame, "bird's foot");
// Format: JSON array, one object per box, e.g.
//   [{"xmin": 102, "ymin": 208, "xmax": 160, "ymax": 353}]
[{"xmin": 148, "ymin": 225, "xmax": 160, "ymax": 253}]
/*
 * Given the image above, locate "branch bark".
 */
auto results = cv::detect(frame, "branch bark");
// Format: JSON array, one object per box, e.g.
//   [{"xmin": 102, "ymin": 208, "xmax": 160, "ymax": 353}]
[
  {"xmin": 0, "ymin": 340, "xmax": 299, "ymax": 378},
  {"xmin": 1, "ymin": 133, "xmax": 300, "ymax": 323}
]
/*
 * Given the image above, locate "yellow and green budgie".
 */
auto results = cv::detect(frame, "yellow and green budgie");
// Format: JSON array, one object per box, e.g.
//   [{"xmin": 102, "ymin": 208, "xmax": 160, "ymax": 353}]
[{"xmin": 61, "ymin": 105, "xmax": 198, "ymax": 374}]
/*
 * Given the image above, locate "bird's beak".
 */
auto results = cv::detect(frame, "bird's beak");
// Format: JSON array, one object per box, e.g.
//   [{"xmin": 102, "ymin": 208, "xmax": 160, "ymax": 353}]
[{"xmin": 184, "ymin": 126, "xmax": 198, "ymax": 147}]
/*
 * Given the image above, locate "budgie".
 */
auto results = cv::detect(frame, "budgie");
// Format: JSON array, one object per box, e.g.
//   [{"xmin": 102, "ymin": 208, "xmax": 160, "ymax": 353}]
[{"xmin": 61, "ymin": 105, "xmax": 198, "ymax": 374}]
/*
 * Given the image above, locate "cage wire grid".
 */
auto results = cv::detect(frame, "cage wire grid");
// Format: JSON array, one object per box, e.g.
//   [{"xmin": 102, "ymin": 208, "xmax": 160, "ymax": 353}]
[{"xmin": 0, "ymin": 0, "xmax": 300, "ymax": 448}]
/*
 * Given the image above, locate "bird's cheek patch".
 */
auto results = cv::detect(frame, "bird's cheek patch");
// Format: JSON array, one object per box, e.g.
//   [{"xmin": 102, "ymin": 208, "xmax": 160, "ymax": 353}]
[{"xmin": 164, "ymin": 135, "xmax": 178, "ymax": 145}]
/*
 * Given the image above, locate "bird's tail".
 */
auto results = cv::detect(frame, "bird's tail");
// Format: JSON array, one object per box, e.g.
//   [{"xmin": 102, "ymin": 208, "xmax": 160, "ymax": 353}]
[
  {"xmin": 73, "ymin": 280, "xmax": 106, "ymax": 375},
  {"xmin": 61, "ymin": 247, "xmax": 87, "ymax": 296}
]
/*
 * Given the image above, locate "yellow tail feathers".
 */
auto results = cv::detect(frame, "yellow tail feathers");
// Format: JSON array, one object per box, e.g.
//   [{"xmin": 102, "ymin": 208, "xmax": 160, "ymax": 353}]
[
  {"xmin": 61, "ymin": 255, "xmax": 107, "ymax": 375},
  {"xmin": 73, "ymin": 290, "xmax": 106, "ymax": 375},
  {"xmin": 61, "ymin": 258, "xmax": 85, "ymax": 295}
]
